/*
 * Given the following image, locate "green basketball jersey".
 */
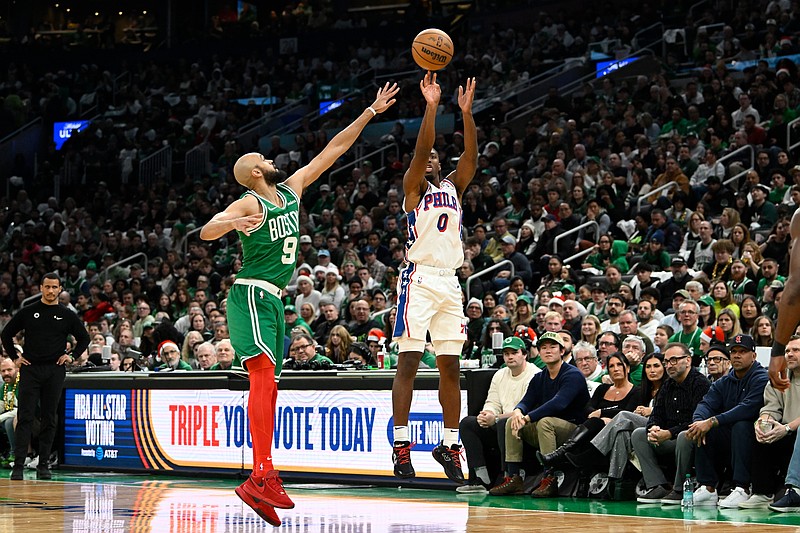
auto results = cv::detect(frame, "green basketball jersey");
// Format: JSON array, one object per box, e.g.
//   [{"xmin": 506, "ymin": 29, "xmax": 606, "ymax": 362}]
[{"xmin": 236, "ymin": 183, "xmax": 301, "ymax": 289}]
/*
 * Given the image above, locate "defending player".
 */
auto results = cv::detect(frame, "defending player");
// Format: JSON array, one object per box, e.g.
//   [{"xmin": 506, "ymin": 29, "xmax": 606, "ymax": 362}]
[
  {"xmin": 200, "ymin": 82, "xmax": 398, "ymax": 525},
  {"xmin": 391, "ymin": 72, "xmax": 477, "ymax": 483}
]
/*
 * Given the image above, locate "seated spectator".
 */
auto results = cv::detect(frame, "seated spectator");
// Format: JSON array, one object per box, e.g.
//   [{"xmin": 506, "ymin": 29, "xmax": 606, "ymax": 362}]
[
  {"xmin": 574, "ymin": 341, "xmax": 606, "ymax": 394},
  {"xmin": 538, "ymin": 352, "xmax": 639, "ymax": 468},
  {"xmin": 209, "ymin": 339, "xmax": 235, "ymax": 370},
  {"xmin": 687, "ymin": 334, "xmax": 768, "ymax": 508},
  {"xmin": 346, "ymin": 342, "xmax": 372, "ymax": 367},
  {"xmin": 739, "ymin": 336, "xmax": 800, "ymax": 509},
  {"xmin": 347, "ymin": 299, "xmax": 379, "ymax": 343},
  {"xmin": 705, "ymin": 344, "xmax": 731, "ymax": 382},
  {"xmin": 668, "ymin": 300, "xmax": 703, "ymax": 365},
  {"xmin": 632, "ymin": 343, "xmax": 711, "ymax": 504},
  {"xmin": 156, "ymin": 340, "xmax": 192, "ymax": 371},
  {"xmin": 286, "ymin": 334, "xmax": 334, "ymax": 368},
  {"xmin": 0, "ymin": 357, "xmax": 18, "ymax": 467},
  {"xmin": 314, "ymin": 302, "xmax": 345, "ymax": 347},
  {"xmin": 194, "ymin": 342, "xmax": 217, "ymax": 370},
  {"xmin": 325, "ymin": 325, "xmax": 353, "ymax": 364},
  {"xmin": 566, "ymin": 353, "xmax": 665, "ymax": 480},
  {"xmin": 458, "ymin": 336, "xmax": 539, "ymax": 493},
  {"xmin": 489, "ymin": 332, "xmax": 589, "ymax": 497}
]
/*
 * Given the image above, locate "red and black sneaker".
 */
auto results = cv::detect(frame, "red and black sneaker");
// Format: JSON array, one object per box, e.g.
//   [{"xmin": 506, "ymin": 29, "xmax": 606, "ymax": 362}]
[
  {"xmin": 432, "ymin": 443, "xmax": 465, "ymax": 484},
  {"xmin": 240, "ymin": 470, "xmax": 295, "ymax": 509},
  {"xmin": 392, "ymin": 441, "xmax": 416, "ymax": 478},
  {"xmin": 235, "ymin": 483, "xmax": 282, "ymax": 527}
]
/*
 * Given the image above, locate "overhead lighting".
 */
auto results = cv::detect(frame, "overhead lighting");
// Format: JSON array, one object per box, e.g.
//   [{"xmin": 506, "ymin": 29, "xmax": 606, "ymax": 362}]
[
  {"xmin": 142, "ymin": 10, "xmax": 147, "ymax": 14},
  {"xmin": 94, "ymin": 12, "xmax": 99, "ymax": 16}
]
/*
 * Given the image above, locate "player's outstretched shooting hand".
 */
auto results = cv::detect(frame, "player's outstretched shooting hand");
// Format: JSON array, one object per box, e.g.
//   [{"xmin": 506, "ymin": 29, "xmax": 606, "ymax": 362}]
[
  {"xmin": 420, "ymin": 71, "xmax": 441, "ymax": 106},
  {"xmin": 370, "ymin": 82, "xmax": 400, "ymax": 114}
]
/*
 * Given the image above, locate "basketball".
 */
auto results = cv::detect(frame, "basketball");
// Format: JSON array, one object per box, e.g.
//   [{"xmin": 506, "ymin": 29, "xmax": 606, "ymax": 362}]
[{"xmin": 411, "ymin": 28, "xmax": 454, "ymax": 71}]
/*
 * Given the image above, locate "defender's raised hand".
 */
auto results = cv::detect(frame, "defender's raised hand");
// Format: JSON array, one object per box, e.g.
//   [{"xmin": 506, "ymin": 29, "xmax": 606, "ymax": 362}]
[{"xmin": 370, "ymin": 82, "xmax": 400, "ymax": 114}]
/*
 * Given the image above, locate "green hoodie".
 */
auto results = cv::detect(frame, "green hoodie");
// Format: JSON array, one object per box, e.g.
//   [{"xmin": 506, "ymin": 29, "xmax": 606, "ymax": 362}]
[{"xmin": 586, "ymin": 240, "xmax": 630, "ymax": 272}]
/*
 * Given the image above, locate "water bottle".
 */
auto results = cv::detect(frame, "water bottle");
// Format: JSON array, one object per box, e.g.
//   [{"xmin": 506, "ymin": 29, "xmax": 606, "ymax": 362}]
[{"xmin": 681, "ymin": 474, "xmax": 694, "ymax": 509}]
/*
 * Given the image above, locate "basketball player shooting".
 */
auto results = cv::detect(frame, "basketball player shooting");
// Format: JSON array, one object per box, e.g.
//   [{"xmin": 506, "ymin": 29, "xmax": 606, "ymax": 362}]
[
  {"xmin": 200, "ymin": 82, "xmax": 398, "ymax": 526},
  {"xmin": 391, "ymin": 72, "xmax": 477, "ymax": 484}
]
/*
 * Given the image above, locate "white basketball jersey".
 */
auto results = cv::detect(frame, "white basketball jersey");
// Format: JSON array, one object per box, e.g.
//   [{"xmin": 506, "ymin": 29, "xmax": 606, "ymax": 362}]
[{"xmin": 405, "ymin": 178, "xmax": 464, "ymax": 269}]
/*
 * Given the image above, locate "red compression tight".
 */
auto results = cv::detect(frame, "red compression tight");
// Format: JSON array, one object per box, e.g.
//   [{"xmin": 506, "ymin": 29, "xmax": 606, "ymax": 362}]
[{"xmin": 245, "ymin": 354, "xmax": 278, "ymax": 477}]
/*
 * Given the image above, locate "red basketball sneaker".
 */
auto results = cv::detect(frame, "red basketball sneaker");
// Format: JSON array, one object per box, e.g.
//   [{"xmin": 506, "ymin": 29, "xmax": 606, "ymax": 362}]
[
  {"xmin": 235, "ymin": 483, "xmax": 281, "ymax": 527},
  {"xmin": 240, "ymin": 470, "xmax": 295, "ymax": 509}
]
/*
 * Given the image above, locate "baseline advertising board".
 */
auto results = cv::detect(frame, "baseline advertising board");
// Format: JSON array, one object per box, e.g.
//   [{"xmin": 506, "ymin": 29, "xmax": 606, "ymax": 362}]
[{"xmin": 63, "ymin": 388, "xmax": 467, "ymax": 479}]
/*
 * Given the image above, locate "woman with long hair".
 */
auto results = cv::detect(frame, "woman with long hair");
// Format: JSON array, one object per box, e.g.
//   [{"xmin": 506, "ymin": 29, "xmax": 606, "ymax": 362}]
[
  {"xmin": 740, "ymin": 294, "xmax": 761, "ymax": 333},
  {"xmin": 715, "ymin": 207, "xmax": 740, "ymax": 240},
  {"xmin": 511, "ymin": 295, "xmax": 533, "ymax": 330},
  {"xmin": 190, "ymin": 313, "xmax": 214, "ymax": 342},
  {"xmin": 482, "ymin": 292, "xmax": 497, "ymax": 318},
  {"xmin": 561, "ymin": 353, "xmax": 664, "ymax": 480},
  {"xmin": 760, "ymin": 217, "xmax": 791, "ymax": 265},
  {"xmin": 752, "ymin": 315, "xmax": 775, "ymax": 347},
  {"xmin": 320, "ymin": 267, "xmax": 345, "ymax": 311},
  {"xmin": 717, "ymin": 308, "xmax": 743, "ymax": 341},
  {"xmin": 172, "ymin": 287, "xmax": 191, "ymax": 319},
  {"xmin": 730, "ymin": 223, "xmax": 751, "ymax": 259},
  {"xmin": 742, "ymin": 241, "xmax": 764, "ymax": 279},
  {"xmin": 698, "ymin": 295, "xmax": 717, "ymax": 328},
  {"xmin": 538, "ymin": 352, "xmax": 639, "ymax": 467},
  {"xmin": 326, "ymin": 325, "xmax": 353, "ymax": 364},
  {"xmin": 680, "ymin": 211, "xmax": 705, "ymax": 258},
  {"xmin": 711, "ymin": 280, "xmax": 740, "ymax": 318},
  {"xmin": 581, "ymin": 315, "xmax": 602, "ymax": 346},
  {"xmin": 181, "ymin": 330, "xmax": 204, "ymax": 367}
]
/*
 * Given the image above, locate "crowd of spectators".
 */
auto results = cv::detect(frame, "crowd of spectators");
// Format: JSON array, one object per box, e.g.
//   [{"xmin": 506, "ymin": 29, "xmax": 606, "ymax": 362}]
[{"xmin": 2, "ymin": 0, "xmax": 800, "ymax": 501}]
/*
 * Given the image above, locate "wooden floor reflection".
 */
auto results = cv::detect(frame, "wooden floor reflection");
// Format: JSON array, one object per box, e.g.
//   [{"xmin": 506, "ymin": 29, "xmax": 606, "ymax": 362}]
[{"xmin": 2, "ymin": 475, "xmax": 800, "ymax": 532}]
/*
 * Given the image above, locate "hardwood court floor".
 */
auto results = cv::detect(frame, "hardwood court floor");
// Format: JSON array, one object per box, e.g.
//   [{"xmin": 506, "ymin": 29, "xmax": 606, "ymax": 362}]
[{"xmin": 3, "ymin": 471, "xmax": 800, "ymax": 532}]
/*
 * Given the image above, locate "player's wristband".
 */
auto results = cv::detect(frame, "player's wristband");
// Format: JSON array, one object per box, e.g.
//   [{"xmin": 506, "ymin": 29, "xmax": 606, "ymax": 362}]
[{"xmin": 367, "ymin": 106, "xmax": 377, "ymax": 117}]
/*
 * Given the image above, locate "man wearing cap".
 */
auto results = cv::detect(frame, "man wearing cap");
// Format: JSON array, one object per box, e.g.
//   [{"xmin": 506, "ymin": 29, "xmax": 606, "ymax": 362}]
[
  {"xmin": 492, "ymin": 234, "xmax": 532, "ymax": 289},
  {"xmin": 489, "ymin": 331, "xmax": 589, "ymax": 497},
  {"xmin": 646, "ymin": 209, "xmax": 683, "ymax": 254},
  {"xmin": 686, "ymin": 334, "xmax": 768, "ymax": 507},
  {"xmin": 705, "ymin": 344, "xmax": 731, "ymax": 382},
  {"xmin": 746, "ymin": 184, "xmax": 778, "ymax": 232},
  {"xmin": 532, "ymin": 215, "xmax": 572, "ymax": 267},
  {"xmin": 587, "ymin": 281, "xmax": 609, "ymax": 322},
  {"xmin": 465, "ymin": 298, "xmax": 485, "ymax": 349},
  {"xmin": 458, "ymin": 336, "xmax": 540, "ymax": 493},
  {"xmin": 298, "ymin": 235, "xmax": 318, "ymax": 267},
  {"xmin": 632, "ymin": 342, "xmax": 711, "ymax": 504},
  {"xmin": 285, "ymin": 305, "xmax": 312, "ymax": 337},
  {"xmin": 310, "ymin": 184, "xmax": 334, "ymax": 216},
  {"xmin": 157, "ymin": 340, "xmax": 193, "ymax": 371},
  {"xmin": 658, "ymin": 258, "xmax": 692, "ymax": 312},
  {"xmin": 362, "ymin": 245, "xmax": 387, "ymax": 285},
  {"xmin": 316, "ymin": 248, "xmax": 332, "ymax": 270}
]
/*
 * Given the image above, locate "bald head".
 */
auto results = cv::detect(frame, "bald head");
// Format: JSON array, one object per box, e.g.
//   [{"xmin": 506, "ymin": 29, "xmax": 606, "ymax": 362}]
[{"xmin": 233, "ymin": 153, "xmax": 282, "ymax": 188}]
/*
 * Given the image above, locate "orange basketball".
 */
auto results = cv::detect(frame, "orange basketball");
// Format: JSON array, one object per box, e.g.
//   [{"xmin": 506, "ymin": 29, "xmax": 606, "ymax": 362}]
[{"xmin": 411, "ymin": 28, "xmax": 454, "ymax": 71}]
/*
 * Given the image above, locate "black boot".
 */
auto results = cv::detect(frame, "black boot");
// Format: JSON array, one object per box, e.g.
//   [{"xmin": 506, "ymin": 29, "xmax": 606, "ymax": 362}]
[
  {"xmin": 565, "ymin": 444, "xmax": 607, "ymax": 468},
  {"xmin": 537, "ymin": 424, "xmax": 594, "ymax": 466}
]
